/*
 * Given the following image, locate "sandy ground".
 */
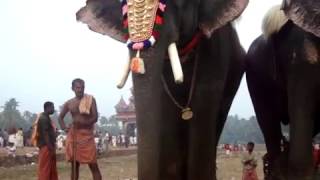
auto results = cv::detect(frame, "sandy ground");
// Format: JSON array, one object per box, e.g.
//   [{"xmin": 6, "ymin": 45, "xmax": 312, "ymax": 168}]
[{"xmin": 0, "ymin": 150, "xmax": 265, "ymax": 180}]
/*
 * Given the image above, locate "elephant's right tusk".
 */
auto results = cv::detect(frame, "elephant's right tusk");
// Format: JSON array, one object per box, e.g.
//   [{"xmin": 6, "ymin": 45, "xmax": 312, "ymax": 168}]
[
  {"xmin": 117, "ymin": 53, "xmax": 131, "ymax": 89},
  {"xmin": 168, "ymin": 43, "xmax": 184, "ymax": 84}
]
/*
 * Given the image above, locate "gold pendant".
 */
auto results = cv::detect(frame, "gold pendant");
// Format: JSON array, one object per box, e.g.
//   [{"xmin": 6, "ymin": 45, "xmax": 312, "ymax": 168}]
[{"xmin": 181, "ymin": 107, "xmax": 193, "ymax": 120}]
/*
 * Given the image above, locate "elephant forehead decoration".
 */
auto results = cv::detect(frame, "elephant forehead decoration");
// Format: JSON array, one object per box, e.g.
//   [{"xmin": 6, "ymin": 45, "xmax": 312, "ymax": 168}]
[
  {"xmin": 122, "ymin": 0, "xmax": 166, "ymax": 50},
  {"xmin": 118, "ymin": 0, "xmax": 183, "ymax": 88},
  {"xmin": 121, "ymin": 0, "xmax": 167, "ymax": 75}
]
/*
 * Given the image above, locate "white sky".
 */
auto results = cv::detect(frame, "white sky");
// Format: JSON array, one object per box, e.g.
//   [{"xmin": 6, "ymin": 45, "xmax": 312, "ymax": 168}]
[{"xmin": 0, "ymin": 0, "xmax": 281, "ymax": 119}]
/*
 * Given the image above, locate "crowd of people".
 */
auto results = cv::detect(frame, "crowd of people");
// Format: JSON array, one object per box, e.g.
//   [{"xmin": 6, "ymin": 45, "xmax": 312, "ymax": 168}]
[
  {"xmin": 1, "ymin": 79, "xmax": 319, "ymax": 180},
  {"xmin": 0, "ymin": 127, "xmax": 33, "ymax": 157},
  {"xmin": 0, "ymin": 80, "xmax": 138, "ymax": 180}
]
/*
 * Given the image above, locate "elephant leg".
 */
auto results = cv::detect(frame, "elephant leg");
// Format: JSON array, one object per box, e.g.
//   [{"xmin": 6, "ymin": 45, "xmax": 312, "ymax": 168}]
[
  {"xmin": 216, "ymin": 37, "xmax": 246, "ymax": 141},
  {"xmin": 245, "ymin": 35, "xmax": 289, "ymax": 179},
  {"xmin": 187, "ymin": 25, "xmax": 234, "ymax": 180},
  {"xmin": 188, "ymin": 85, "xmax": 223, "ymax": 180},
  {"xmin": 287, "ymin": 65, "xmax": 316, "ymax": 180},
  {"xmin": 246, "ymin": 74, "xmax": 283, "ymax": 161}
]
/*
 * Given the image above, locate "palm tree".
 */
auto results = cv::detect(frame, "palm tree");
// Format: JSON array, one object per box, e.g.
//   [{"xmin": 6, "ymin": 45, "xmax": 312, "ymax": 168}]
[{"xmin": 0, "ymin": 98, "xmax": 27, "ymax": 131}]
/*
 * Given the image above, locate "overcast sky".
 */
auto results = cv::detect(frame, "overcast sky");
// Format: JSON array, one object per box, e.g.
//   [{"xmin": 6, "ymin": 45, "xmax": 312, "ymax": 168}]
[{"xmin": 0, "ymin": 0, "xmax": 281, "ymax": 119}]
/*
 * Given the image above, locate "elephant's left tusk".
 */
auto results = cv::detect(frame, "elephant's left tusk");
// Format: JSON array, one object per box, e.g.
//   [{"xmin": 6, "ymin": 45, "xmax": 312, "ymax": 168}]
[
  {"xmin": 117, "ymin": 53, "xmax": 131, "ymax": 89},
  {"xmin": 168, "ymin": 43, "xmax": 184, "ymax": 84}
]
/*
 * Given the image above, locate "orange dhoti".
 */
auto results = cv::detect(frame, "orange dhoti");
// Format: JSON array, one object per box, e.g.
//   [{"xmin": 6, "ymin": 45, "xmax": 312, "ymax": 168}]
[
  {"xmin": 242, "ymin": 168, "xmax": 259, "ymax": 180},
  {"xmin": 65, "ymin": 128, "xmax": 97, "ymax": 164},
  {"xmin": 38, "ymin": 146, "xmax": 58, "ymax": 180}
]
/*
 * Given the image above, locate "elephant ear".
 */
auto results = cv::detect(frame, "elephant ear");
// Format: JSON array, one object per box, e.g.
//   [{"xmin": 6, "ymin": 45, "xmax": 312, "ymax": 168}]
[
  {"xmin": 282, "ymin": 0, "xmax": 320, "ymax": 37},
  {"xmin": 76, "ymin": 0, "xmax": 126, "ymax": 43},
  {"xmin": 199, "ymin": 0, "xmax": 249, "ymax": 37}
]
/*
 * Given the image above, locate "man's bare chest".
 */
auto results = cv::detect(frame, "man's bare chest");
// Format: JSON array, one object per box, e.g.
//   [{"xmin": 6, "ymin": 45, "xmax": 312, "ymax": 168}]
[{"xmin": 68, "ymin": 99, "xmax": 81, "ymax": 114}]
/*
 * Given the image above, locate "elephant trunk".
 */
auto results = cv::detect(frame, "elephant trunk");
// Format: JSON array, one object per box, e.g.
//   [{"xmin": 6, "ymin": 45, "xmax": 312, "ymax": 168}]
[{"xmin": 168, "ymin": 43, "xmax": 184, "ymax": 84}]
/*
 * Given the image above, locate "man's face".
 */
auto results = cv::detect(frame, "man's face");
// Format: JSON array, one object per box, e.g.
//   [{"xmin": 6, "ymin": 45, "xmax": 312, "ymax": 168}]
[
  {"xmin": 48, "ymin": 105, "xmax": 55, "ymax": 115},
  {"xmin": 247, "ymin": 144, "xmax": 254, "ymax": 152},
  {"xmin": 72, "ymin": 82, "xmax": 85, "ymax": 98}
]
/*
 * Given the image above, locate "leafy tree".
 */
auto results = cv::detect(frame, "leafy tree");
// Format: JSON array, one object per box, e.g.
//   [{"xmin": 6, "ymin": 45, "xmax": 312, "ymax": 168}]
[
  {"xmin": 0, "ymin": 98, "xmax": 28, "ymax": 131},
  {"xmin": 22, "ymin": 111, "xmax": 37, "ymax": 125},
  {"xmin": 219, "ymin": 115, "xmax": 265, "ymax": 144},
  {"xmin": 98, "ymin": 115, "xmax": 122, "ymax": 135},
  {"xmin": 99, "ymin": 116, "xmax": 108, "ymax": 125}
]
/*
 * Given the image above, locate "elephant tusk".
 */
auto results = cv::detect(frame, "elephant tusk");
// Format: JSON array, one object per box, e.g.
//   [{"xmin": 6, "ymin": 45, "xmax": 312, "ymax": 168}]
[
  {"xmin": 117, "ymin": 53, "xmax": 131, "ymax": 89},
  {"xmin": 168, "ymin": 43, "xmax": 184, "ymax": 84}
]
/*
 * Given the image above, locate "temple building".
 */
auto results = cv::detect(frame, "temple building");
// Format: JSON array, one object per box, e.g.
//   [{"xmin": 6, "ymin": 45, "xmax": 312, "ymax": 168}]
[{"xmin": 114, "ymin": 93, "xmax": 137, "ymax": 137}]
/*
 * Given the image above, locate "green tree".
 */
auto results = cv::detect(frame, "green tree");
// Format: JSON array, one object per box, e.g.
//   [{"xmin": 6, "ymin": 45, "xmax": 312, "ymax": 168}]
[
  {"xmin": 219, "ymin": 115, "xmax": 265, "ymax": 144},
  {"xmin": 99, "ymin": 115, "xmax": 122, "ymax": 135},
  {"xmin": 0, "ymin": 98, "xmax": 28, "ymax": 131},
  {"xmin": 99, "ymin": 116, "xmax": 108, "ymax": 125},
  {"xmin": 22, "ymin": 110, "xmax": 37, "ymax": 125}
]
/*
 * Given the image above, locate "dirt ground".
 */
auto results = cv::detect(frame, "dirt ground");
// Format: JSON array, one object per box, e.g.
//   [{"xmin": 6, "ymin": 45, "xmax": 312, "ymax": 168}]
[{"xmin": 0, "ymin": 149, "xmax": 265, "ymax": 180}]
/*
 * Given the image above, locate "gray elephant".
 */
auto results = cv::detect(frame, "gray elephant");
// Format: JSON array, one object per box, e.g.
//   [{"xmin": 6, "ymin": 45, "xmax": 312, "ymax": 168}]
[
  {"xmin": 246, "ymin": 1, "xmax": 320, "ymax": 180},
  {"xmin": 76, "ymin": 0, "xmax": 248, "ymax": 179}
]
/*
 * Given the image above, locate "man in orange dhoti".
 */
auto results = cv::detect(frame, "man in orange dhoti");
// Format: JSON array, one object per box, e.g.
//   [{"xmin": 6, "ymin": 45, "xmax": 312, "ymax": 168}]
[
  {"xmin": 242, "ymin": 142, "xmax": 259, "ymax": 180},
  {"xmin": 37, "ymin": 101, "xmax": 58, "ymax": 180},
  {"xmin": 59, "ymin": 78, "xmax": 102, "ymax": 180}
]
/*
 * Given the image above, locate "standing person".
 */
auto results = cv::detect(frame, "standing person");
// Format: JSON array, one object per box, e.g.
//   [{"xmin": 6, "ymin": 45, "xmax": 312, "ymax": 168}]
[
  {"xmin": 25, "ymin": 127, "xmax": 33, "ymax": 146},
  {"xmin": 0, "ymin": 136, "xmax": 3, "ymax": 147},
  {"xmin": 16, "ymin": 128, "xmax": 24, "ymax": 148},
  {"xmin": 3, "ymin": 129, "xmax": 9, "ymax": 147},
  {"xmin": 37, "ymin": 101, "xmax": 58, "ymax": 180},
  {"xmin": 242, "ymin": 142, "xmax": 259, "ymax": 180},
  {"xmin": 8, "ymin": 128, "xmax": 17, "ymax": 147},
  {"xmin": 0, "ymin": 129, "xmax": 3, "ymax": 147},
  {"xmin": 58, "ymin": 78, "xmax": 102, "ymax": 180},
  {"xmin": 105, "ymin": 132, "xmax": 110, "ymax": 145},
  {"xmin": 112, "ymin": 136, "xmax": 117, "ymax": 147}
]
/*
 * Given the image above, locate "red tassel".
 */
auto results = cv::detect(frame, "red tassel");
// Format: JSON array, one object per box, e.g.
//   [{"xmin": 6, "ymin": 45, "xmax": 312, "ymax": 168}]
[
  {"xmin": 123, "ymin": 34, "xmax": 129, "ymax": 40},
  {"xmin": 152, "ymin": 31, "xmax": 160, "ymax": 39},
  {"xmin": 155, "ymin": 16, "xmax": 163, "ymax": 25},
  {"xmin": 123, "ymin": 19, "xmax": 128, "ymax": 27}
]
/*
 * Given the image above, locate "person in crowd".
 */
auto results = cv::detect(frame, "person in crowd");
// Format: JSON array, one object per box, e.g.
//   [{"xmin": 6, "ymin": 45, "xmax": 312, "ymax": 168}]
[
  {"xmin": 36, "ymin": 101, "xmax": 58, "ymax": 180},
  {"xmin": 242, "ymin": 142, "xmax": 258, "ymax": 180},
  {"xmin": 59, "ymin": 78, "xmax": 102, "ymax": 180}
]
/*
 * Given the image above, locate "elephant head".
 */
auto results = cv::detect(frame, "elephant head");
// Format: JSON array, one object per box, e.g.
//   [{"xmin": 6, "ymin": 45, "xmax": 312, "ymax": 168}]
[
  {"xmin": 76, "ymin": 0, "xmax": 248, "ymax": 87},
  {"xmin": 77, "ymin": 0, "xmax": 249, "ymax": 40},
  {"xmin": 282, "ymin": 0, "xmax": 320, "ymax": 37}
]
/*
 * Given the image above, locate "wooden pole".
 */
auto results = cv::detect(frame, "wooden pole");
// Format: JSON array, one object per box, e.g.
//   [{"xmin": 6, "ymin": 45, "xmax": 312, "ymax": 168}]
[{"xmin": 73, "ymin": 124, "xmax": 77, "ymax": 180}]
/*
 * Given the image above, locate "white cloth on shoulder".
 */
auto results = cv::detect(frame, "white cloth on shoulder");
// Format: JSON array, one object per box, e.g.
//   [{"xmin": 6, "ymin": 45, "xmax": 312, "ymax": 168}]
[{"xmin": 79, "ymin": 94, "xmax": 93, "ymax": 115}]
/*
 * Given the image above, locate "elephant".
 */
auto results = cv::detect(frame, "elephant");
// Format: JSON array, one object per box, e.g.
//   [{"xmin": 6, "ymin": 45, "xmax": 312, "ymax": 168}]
[
  {"xmin": 246, "ymin": 2, "xmax": 320, "ymax": 180},
  {"xmin": 76, "ymin": 0, "xmax": 248, "ymax": 179}
]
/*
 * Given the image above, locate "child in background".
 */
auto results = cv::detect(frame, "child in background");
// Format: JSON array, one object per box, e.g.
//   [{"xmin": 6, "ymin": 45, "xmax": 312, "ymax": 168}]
[{"xmin": 242, "ymin": 142, "xmax": 258, "ymax": 180}]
